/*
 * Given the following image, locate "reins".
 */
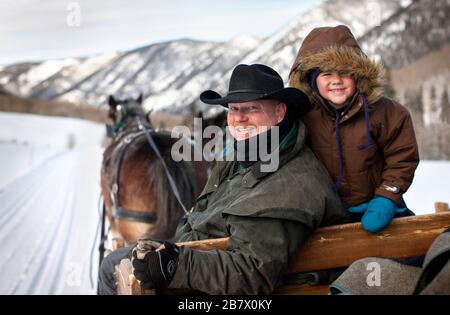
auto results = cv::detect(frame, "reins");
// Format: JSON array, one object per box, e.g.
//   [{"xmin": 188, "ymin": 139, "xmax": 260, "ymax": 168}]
[{"xmin": 136, "ymin": 116, "xmax": 189, "ymax": 215}]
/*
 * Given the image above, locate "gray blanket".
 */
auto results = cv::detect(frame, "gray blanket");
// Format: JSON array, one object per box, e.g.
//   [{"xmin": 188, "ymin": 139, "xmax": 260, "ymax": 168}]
[{"xmin": 330, "ymin": 228, "xmax": 450, "ymax": 295}]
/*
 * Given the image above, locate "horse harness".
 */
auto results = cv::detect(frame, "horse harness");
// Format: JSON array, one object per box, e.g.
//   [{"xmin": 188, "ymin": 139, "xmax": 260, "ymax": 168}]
[
  {"xmin": 109, "ymin": 129, "xmax": 159, "ymax": 223},
  {"xmin": 108, "ymin": 116, "xmax": 190, "ymax": 223},
  {"xmin": 99, "ymin": 127, "xmax": 157, "ymax": 270},
  {"xmin": 98, "ymin": 115, "xmax": 191, "ymax": 267}
]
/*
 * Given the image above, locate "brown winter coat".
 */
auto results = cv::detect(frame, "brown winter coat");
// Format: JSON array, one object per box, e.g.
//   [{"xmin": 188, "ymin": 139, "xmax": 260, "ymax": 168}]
[{"xmin": 289, "ymin": 25, "xmax": 419, "ymax": 206}]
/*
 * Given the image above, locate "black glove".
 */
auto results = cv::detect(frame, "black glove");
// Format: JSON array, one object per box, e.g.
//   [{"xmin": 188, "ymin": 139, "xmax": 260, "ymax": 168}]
[{"xmin": 132, "ymin": 240, "xmax": 180, "ymax": 290}]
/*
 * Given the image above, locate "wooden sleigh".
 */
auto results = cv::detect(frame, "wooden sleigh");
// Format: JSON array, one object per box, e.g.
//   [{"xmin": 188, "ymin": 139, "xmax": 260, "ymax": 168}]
[{"xmin": 114, "ymin": 202, "xmax": 450, "ymax": 295}]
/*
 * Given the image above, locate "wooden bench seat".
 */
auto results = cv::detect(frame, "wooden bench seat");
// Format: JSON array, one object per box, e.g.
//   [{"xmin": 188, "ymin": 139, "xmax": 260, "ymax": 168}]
[{"xmin": 116, "ymin": 204, "xmax": 450, "ymax": 295}]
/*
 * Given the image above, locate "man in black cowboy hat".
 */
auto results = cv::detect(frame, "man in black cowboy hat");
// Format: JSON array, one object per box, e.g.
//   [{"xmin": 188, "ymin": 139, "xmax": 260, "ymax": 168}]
[
  {"xmin": 98, "ymin": 64, "xmax": 348, "ymax": 295},
  {"xmin": 200, "ymin": 64, "xmax": 311, "ymax": 172}
]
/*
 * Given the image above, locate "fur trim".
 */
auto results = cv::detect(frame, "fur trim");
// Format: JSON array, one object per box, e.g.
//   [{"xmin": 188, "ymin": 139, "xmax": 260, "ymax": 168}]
[{"xmin": 289, "ymin": 46, "xmax": 385, "ymax": 104}]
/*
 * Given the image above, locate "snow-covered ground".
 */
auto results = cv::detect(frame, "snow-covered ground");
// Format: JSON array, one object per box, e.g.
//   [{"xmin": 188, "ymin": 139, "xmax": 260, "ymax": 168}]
[
  {"xmin": 0, "ymin": 112, "xmax": 105, "ymax": 294},
  {"xmin": 404, "ymin": 160, "xmax": 450, "ymax": 214},
  {"xmin": 0, "ymin": 111, "xmax": 448, "ymax": 294}
]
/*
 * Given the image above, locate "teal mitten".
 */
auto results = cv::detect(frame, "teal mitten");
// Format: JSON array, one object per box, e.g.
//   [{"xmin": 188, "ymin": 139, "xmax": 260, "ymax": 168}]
[{"xmin": 348, "ymin": 196, "xmax": 406, "ymax": 233}]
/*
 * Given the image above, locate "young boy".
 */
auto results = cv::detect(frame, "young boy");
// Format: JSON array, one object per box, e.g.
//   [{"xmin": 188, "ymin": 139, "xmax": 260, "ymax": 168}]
[{"xmin": 289, "ymin": 25, "xmax": 419, "ymax": 233}]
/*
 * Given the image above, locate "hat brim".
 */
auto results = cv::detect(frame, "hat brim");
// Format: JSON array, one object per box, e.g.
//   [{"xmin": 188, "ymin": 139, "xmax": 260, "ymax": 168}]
[{"xmin": 200, "ymin": 87, "xmax": 311, "ymax": 116}]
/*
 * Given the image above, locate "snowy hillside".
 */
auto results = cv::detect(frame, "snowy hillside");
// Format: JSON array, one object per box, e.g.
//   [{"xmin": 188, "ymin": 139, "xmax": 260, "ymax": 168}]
[
  {"xmin": 232, "ymin": 0, "xmax": 408, "ymax": 83},
  {"xmin": 360, "ymin": 0, "xmax": 450, "ymax": 69},
  {"xmin": 0, "ymin": 112, "xmax": 105, "ymax": 294},
  {"xmin": 0, "ymin": 38, "xmax": 261, "ymax": 114},
  {"xmin": 0, "ymin": 52, "xmax": 119, "ymax": 100}
]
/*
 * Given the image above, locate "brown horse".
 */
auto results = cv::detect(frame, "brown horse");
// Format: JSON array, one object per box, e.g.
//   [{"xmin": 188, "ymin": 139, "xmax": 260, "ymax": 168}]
[{"xmin": 100, "ymin": 94, "xmax": 208, "ymax": 249}]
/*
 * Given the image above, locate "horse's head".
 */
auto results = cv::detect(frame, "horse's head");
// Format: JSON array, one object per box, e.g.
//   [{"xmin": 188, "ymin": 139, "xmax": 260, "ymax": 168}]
[
  {"xmin": 106, "ymin": 94, "xmax": 151, "ymax": 138},
  {"xmin": 100, "ymin": 94, "xmax": 210, "ymax": 250}
]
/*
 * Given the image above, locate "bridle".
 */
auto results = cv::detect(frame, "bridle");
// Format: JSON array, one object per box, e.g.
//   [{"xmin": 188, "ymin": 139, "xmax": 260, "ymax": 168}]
[
  {"xmin": 98, "ymin": 101, "xmax": 190, "ymax": 267},
  {"xmin": 106, "ymin": 107, "xmax": 190, "ymax": 221}
]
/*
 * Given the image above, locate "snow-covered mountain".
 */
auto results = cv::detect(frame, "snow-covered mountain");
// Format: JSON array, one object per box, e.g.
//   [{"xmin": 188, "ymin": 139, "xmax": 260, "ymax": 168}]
[
  {"xmin": 357, "ymin": 0, "xmax": 450, "ymax": 136},
  {"xmin": 0, "ymin": 0, "xmax": 408, "ymax": 113},
  {"xmin": 360, "ymin": 0, "xmax": 450, "ymax": 70},
  {"xmin": 0, "ymin": 37, "xmax": 261, "ymax": 113},
  {"xmin": 0, "ymin": 0, "xmax": 449, "ymax": 130},
  {"xmin": 229, "ymin": 0, "xmax": 409, "ymax": 82}
]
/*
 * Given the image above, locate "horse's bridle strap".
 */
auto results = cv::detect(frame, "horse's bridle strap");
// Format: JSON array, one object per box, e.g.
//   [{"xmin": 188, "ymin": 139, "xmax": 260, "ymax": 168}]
[{"xmin": 112, "ymin": 205, "xmax": 157, "ymax": 223}]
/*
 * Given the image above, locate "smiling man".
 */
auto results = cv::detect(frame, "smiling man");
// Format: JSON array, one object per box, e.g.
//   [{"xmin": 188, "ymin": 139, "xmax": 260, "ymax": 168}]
[
  {"xmin": 201, "ymin": 64, "xmax": 311, "ymax": 172},
  {"xmin": 227, "ymin": 100, "xmax": 285, "ymax": 141},
  {"xmin": 224, "ymin": 99, "xmax": 287, "ymax": 172},
  {"xmin": 98, "ymin": 64, "xmax": 349, "ymax": 295}
]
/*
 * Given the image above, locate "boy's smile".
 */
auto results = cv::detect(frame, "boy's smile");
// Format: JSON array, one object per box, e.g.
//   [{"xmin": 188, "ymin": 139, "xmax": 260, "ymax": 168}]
[{"xmin": 316, "ymin": 72, "xmax": 356, "ymax": 108}]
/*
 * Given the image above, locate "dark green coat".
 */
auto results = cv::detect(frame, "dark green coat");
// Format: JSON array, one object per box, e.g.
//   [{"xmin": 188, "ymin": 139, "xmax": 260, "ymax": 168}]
[{"xmin": 169, "ymin": 120, "xmax": 349, "ymax": 294}]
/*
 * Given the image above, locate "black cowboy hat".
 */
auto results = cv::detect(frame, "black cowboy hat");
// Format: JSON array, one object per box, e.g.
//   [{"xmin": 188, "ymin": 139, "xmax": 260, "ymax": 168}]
[{"xmin": 200, "ymin": 64, "xmax": 310, "ymax": 115}]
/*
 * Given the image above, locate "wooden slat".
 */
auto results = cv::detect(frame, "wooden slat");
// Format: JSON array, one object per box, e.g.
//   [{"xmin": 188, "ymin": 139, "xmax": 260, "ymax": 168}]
[
  {"xmin": 288, "ymin": 212, "xmax": 450, "ymax": 274},
  {"xmin": 114, "ymin": 259, "xmax": 155, "ymax": 295},
  {"xmin": 177, "ymin": 238, "xmax": 228, "ymax": 250},
  {"xmin": 176, "ymin": 212, "xmax": 450, "ymax": 274},
  {"xmin": 435, "ymin": 202, "xmax": 449, "ymax": 213}
]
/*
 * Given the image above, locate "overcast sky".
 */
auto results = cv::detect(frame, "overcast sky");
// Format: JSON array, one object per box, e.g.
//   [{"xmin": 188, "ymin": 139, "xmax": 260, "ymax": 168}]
[{"xmin": 0, "ymin": 0, "xmax": 322, "ymax": 66}]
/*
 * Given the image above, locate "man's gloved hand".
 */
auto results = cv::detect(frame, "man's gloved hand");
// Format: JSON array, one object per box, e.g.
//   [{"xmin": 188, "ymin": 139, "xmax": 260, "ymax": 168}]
[
  {"xmin": 131, "ymin": 240, "xmax": 180, "ymax": 290},
  {"xmin": 347, "ymin": 196, "xmax": 405, "ymax": 233},
  {"xmin": 132, "ymin": 239, "xmax": 165, "ymax": 259}
]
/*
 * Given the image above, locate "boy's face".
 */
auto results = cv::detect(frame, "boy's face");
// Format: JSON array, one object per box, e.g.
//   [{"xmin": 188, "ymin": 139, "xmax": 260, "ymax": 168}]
[
  {"xmin": 316, "ymin": 72, "xmax": 356, "ymax": 108},
  {"xmin": 227, "ymin": 100, "xmax": 286, "ymax": 141}
]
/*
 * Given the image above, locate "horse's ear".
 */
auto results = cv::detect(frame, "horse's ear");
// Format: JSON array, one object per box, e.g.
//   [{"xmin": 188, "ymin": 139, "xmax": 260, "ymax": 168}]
[
  {"xmin": 137, "ymin": 93, "xmax": 143, "ymax": 105},
  {"xmin": 108, "ymin": 95, "xmax": 117, "ymax": 108}
]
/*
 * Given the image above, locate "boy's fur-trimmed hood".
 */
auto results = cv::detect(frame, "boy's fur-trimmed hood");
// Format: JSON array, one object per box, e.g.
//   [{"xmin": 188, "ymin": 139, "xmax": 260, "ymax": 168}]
[{"xmin": 288, "ymin": 25, "xmax": 385, "ymax": 104}]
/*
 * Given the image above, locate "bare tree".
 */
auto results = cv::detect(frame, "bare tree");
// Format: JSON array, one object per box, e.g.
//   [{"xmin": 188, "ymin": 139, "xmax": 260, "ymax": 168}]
[{"xmin": 440, "ymin": 88, "xmax": 450, "ymax": 124}]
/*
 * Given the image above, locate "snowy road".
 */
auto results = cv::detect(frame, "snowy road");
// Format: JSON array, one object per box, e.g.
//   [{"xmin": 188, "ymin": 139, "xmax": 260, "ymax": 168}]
[{"xmin": 0, "ymin": 112, "xmax": 105, "ymax": 294}]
